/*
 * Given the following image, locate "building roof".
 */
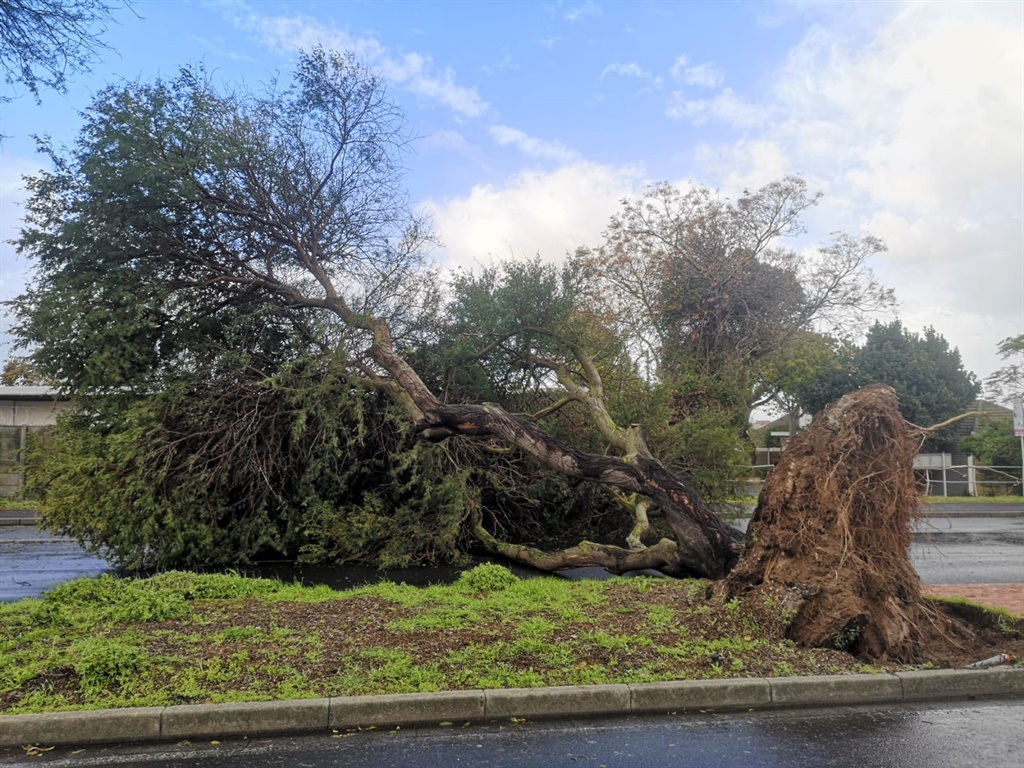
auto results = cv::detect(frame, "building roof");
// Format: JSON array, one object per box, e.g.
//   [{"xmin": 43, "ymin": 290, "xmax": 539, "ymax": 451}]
[{"xmin": 0, "ymin": 386, "xmax": 63, "ymax": 401}]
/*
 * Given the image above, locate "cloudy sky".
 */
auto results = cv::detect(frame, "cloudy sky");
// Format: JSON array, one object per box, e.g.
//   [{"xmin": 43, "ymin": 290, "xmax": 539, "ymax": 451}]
[{"xmin": 1, "ymin": 0, "xmax": 1021, "ymax": 396}]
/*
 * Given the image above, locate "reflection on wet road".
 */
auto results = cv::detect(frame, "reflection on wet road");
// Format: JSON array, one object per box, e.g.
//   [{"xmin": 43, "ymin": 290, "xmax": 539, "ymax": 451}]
[{"xmin": 1, "ymin": 503, "xmax": 1021, "ymax": 601}]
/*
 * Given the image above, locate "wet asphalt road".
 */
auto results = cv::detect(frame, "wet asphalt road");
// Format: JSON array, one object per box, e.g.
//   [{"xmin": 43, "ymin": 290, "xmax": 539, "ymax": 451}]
[
  {"xmin": 1, "ymin": 700, "xmax": 1020, "ymax": 767},
  {"xmin": 0, "ymin": 526, "xmax": 112, "ymax": 602},
  {"xmin": 0, "ymin": 503, "xmax": 1021, "ymax": 602},
  {"xmin": 910, "ymin": 513, "xmax": 1024, "ymax": 584}
]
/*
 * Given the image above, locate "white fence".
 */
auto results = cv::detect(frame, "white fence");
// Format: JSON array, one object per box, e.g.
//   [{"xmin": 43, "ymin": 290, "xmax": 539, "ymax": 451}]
[{"xmin": 745, "ymin": 454, "xmax": 1023, "ymax": 498}]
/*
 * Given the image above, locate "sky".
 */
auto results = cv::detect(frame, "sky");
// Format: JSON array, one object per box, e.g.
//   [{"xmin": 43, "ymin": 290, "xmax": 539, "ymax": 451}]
[{"xmin": 0, "ymin": 0, "xmax": 1021, "ymax": 408}]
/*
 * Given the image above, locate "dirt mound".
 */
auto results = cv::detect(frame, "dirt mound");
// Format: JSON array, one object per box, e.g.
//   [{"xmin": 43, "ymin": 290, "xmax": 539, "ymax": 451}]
[{"xmin": 727, "ymin": 385, "xmax": 1006, "ymax": 663}]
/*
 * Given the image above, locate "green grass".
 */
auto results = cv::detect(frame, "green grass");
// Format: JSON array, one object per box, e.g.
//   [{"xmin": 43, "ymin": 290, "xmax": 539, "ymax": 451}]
[
  {"xmin": 0, "ymin": 498, "xmax": 42, "ymax": 510},
  {"xmin": 0, "ymin": 566, "xmax": 1016, "ymax": 716},
  {"xmin": 921, "ymin": 495, "xmax": 1022, "ymax": 504}
]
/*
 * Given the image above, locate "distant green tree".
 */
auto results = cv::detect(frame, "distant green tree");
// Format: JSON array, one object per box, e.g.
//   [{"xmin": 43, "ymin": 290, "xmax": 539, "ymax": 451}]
[
  {"xmin": 796, "ymin": 320, "xmax": 980, "ymax": 429},
  {"xmin": 1, "ymin": 355, "xmax": 48, "ymax": 385},
  {"xmin": 984, "ymin": 334, "xmax": 1024, "ymax": 406},
  {"xmin": 960, "ymin": 418, "xmax": 1022, "ymax": 467}
]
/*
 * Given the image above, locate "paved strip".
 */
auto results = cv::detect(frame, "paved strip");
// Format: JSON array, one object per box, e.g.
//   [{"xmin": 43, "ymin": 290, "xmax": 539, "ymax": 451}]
[
  {"xmin": 0, "ymin": 668, "xmax": 1021, "ymax": 749},
  {"xmin": 924, "ymin": 584, "xmax": 1024, "ymax": 615}
]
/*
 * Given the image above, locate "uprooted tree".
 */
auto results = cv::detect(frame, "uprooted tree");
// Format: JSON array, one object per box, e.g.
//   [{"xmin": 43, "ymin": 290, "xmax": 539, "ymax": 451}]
[
  {"xmin": 11, "ymin": 48, "xmax": 979, "ymax": 660},
  {"xmin": 726, "ymin": 384, "xmax": 977, "ymax": 661}
]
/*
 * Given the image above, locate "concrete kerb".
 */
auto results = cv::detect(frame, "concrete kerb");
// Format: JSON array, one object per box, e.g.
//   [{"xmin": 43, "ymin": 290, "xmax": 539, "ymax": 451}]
[{"xmin": 1, "ymin": 668, "xmax": 1021, "ymax": 749}]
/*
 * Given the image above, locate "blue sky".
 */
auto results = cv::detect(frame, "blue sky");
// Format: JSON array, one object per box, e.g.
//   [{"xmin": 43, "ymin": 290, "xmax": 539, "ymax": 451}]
[{"xmin": 1, "ymin": 0, "xmax": 1021, "ymax": 404}]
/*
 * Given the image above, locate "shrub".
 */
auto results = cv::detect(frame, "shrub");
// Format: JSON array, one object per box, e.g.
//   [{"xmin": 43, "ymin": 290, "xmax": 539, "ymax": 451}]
[{"xmin": 455, "ymin": 563, "xmax": 519, "ymax": 593}]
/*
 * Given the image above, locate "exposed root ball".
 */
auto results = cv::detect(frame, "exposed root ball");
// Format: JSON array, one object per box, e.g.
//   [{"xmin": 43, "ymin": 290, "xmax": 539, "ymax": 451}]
[{"xmin": 728, "ymin": 385, "xmax": 956, "ymax": 661}]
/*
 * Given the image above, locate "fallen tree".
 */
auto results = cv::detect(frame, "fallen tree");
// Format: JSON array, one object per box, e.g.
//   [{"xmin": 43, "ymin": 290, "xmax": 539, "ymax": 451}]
[{"xmin": 12, "ymin": 50, "xmax": 749, "ymax": 579}]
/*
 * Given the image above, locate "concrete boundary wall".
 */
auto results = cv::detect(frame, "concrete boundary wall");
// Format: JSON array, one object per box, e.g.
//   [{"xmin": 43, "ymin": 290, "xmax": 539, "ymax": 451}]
[{"xmin": 1, "ymin": 668, "xmax": 1022, "ymax": 748}]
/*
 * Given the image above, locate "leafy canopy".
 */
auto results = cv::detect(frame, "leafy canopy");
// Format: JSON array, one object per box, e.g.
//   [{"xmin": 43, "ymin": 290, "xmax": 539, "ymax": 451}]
[
  {"xmin": 1, "ymin": 0, "xmax": 128, "ymax": 106},
  {"xmin": 10, "ymin": 48, "xmax": 433, "ymax": 396},
  {"xmin": 795, "ymin": 320, "xmax": 980, "ymax": 428}
]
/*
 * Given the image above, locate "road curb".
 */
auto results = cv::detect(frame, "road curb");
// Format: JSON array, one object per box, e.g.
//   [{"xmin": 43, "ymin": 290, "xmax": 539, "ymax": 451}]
[{"xmin": 1, "ymin": 668, "xmax": 1021, "ymax": 749}]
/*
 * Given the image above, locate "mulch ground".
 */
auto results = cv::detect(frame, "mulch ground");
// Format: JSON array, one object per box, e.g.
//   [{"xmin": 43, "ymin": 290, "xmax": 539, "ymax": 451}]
[{"xmin": 924, "ymin": 584, "xmax": 1024, "ymax": 616}]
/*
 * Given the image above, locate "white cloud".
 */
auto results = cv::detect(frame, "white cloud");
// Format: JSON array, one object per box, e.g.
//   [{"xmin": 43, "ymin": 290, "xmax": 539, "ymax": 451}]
[
  {"xmin": 690, "ymin": 1, "xmax": 1024, "ymax": 380},
  {"xmin": 681, "ymin": 62, "xmax": 724, "ymax": 88},
  {"xmin": 422, "ymin": 129, "xmax": 472, "ymax": 153},
  {"xmin": 222, "ymin": 3, "xmax": 488, "ymax": 117},
  {"xmin": 671, "ymin": 56, "xmax": 724, "ymax": 88},
  {"xmin": 602, "ymin": 62, "xmax": 651, "ymax": 79},
  {"xmin": 490, "ymin": 126, "xmax": 581, "ymax": 164},
  {"xmin": 601, "ymin": 61, "xmax": 663, "ymax": 91},
  {"xmin": 666, "ymin": 88, "xmax": 763, "ymax": 127},
  {"xmin": 424, "ymin": 163, "xmax": 642, "ymax": 273},
  {"xmin": 563, "ymin": 1, "xmax": 602, "ymax": 23}
]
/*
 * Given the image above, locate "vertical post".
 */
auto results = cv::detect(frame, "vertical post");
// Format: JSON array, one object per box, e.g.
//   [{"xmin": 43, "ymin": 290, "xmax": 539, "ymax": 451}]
[
  {"xmin": 942, "ymin": 454, "xmax": 948, "ymax": 498},
  {"xmin": 18, "ymin": 425, "xmax": 27, "ymax": 497},
  {"xmin": 1013, "ymin": 399, "xmax": 1024, "ymax": 496},
  {"xmin": 967, "ymin": 455, "xmax": 976, "ymax": 497}
]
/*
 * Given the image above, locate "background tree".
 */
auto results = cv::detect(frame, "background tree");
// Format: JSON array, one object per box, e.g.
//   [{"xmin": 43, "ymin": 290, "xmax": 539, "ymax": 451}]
[
  {"xmin": 1, "ymin": 354, "xmax": 48, "ymax": 385},
  {"xmin": 796, "ymin": 320, "xmax": 980, "ymax": 431},
  {"xmin": 983, "ymin": 334, "xmax": 1024, "ymax": 406},
  {"xmin": 1, "ymin": 0, "xmax": 128, "ymax": 107},
  {"xmin": 585, "ymin": 178, "xmax": 894, "ymax": 417},
  {"xmin": 750, "ymin": 330, "xmax": 840, "ymax": 434},
  {"xmin": 960, "ymin": 417, "xmax": 1022, "ymax": 468}
]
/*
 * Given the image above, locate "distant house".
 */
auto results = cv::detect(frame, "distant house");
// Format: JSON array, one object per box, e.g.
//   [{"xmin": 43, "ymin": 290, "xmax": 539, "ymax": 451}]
[
  {"xmin": 750, "ymin": 412, "xmax": 812, "ymax": 467},
  {"xmin": 0, "ymin": 387, "xmax": 69, "ymax": 498},
  {"xmin": 914, "ymin": 400, "xmax": 1016, "ymax": 497}
]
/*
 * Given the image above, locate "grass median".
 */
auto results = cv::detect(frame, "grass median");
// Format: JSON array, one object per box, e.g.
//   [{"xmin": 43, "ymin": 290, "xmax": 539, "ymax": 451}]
[{"xmin": 1, "ymin": 566, "xmax": 909, "ymax": 715}]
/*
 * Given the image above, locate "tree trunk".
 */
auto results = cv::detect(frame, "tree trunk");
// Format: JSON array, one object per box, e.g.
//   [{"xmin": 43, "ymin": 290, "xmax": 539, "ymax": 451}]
[{"xmin": 416, "ymin": 402, "xmax": 744, "ymax": 579}]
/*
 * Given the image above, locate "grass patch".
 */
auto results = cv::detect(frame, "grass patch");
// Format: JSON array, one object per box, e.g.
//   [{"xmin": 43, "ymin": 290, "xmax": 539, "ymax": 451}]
[
  {"xmin": 922, "ymin": 495, "xmax": 1022, "ymax": 504},
  {"xmin": 0, "ymin": 498, "xmax": 42, "ymax": 510},
  {"xmin": 1, "ymin": 564, "xmax": 1016, "ymax": 715}
]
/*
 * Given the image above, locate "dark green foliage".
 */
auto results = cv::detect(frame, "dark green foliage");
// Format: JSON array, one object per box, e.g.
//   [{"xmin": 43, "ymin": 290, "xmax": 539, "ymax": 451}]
[
  {"xmin": 32, "ymin": 352, "xmax": 632, "ymax": 568},
  {"xmin": 796, "ymin": 321, "xmax": 979, "ymax": 430},
  {"xmin": 960, "ymin": 418, "xmax": 1022, "ymax": 467},
  {"xmin": 641, "ymin": 371, "xmax": 751, "ymax": 503},
  {"xmin": 34, "ymin": 359, "xmax": 476, "ymax": 569}
]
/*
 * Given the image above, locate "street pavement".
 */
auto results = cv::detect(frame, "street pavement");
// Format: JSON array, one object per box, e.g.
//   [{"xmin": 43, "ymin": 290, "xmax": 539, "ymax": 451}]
[
  {"xmin": 2, "ymin": 700, "xmax": 1021, "ymax": 767},
  {"xmin": 910, "ymin": 513, "xmax": 1024, "ymax": 584}
]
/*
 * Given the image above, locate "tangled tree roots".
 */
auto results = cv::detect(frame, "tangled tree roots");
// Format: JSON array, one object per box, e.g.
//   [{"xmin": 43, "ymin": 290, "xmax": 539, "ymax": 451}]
[{"xmin": 728, "ymin": 385, "xmax": 964, "ymax": 662}]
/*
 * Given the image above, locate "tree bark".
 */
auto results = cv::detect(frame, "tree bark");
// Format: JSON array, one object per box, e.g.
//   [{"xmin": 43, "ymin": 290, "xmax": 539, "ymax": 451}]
[{"xmin": 416, "ymin": 402, "xmax": 744, "ymax": 579}]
